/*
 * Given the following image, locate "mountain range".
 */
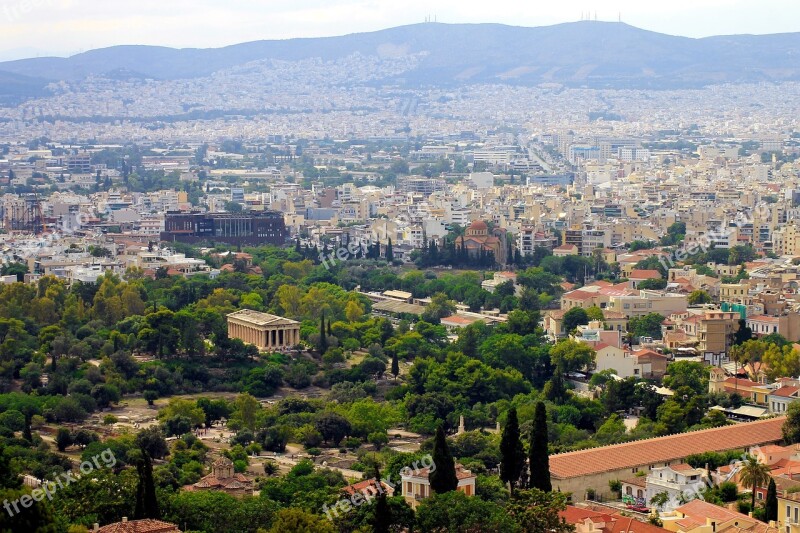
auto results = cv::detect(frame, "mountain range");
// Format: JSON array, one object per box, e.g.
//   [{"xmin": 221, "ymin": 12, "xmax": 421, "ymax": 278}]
[{"xmin": 1, "ymin": 21, "xmax": 800, "ymax": 102}]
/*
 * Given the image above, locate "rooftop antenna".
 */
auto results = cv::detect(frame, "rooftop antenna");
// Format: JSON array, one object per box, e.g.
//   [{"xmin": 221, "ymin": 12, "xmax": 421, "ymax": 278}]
[
  {"xmin": 618, "ymin": 12, "xmax": 621, "ymax": 22},
  {"xmin": 594, "ymin": 11, "xmax": 597, "ymax": 21}
]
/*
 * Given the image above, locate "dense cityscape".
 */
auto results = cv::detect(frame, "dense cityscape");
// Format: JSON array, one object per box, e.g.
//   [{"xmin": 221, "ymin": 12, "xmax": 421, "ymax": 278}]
[{"xmin": 4, "ymin": 11, "xmax": 800, "ymax": 533}]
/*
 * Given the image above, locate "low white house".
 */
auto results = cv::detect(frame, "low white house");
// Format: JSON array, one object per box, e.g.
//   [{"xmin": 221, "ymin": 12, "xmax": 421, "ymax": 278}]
[
  {"xmin": 644, "ymin": 464, "xmax": 707, "ymax": 512},
  {"xmin": 593, "ymin": 344, "xmax": 668, "ymax": 379},
  {"xmin": 400, "ymin": 463, "xmax": 476, "ymax": 508}
]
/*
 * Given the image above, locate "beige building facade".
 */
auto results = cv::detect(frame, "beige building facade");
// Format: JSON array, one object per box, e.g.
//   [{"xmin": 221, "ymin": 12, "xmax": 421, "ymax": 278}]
[{"xmin": 227, "ymin": 309, "xmax": 301, "ymax": 351}]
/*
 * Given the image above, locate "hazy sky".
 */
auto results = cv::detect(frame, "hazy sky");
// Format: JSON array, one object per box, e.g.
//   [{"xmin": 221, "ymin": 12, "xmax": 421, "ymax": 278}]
[{"xmin": 1, "ymin": 0, "xmax": 799, "ymax": 59}]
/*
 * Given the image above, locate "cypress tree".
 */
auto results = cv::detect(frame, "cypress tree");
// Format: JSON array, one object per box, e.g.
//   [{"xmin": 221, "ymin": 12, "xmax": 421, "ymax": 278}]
[
  {"xmin": 765, "ymin": 477, "xmax": 778, "ymax": 522},
  {"xmin": 529, "ymin": 401, "xmax": 552, "ymax": 492},
  {"xmin": 386, "ymin": 238, "xmax": 394, "ymax": 262},
  {"xmin": 327, "ymin": 318, "xmax": 333, "ymax": 337},
  {"xmin": 319, "ymin": 312, "xmax": 328, "ymax": 353},
  {"xmin": 134, "ymin": 448, "xmax": 160, "ymax": 519},
  {"xmin": 500, "ymin": 407, "xmax": 525, "ymax": 494},
  {"xmin": 429, "ymin": 425, "xmax": 458, "ymax": 493},
  {"xmin": 372, "ymin": 464, "xmax": 391, "ymax": 533},
  {"xmin": 22, "ymin": 412, "xmax": 32, "ymax": 442},
  {"xmin": 391, "ymin": 352, "xmax": 399, "ymax": 379}
]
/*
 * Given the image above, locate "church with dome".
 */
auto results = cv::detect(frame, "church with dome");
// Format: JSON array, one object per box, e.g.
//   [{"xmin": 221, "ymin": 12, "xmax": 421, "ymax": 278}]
[{"xmin": 458, "ymin": 220, "xmax": 507, "ymax": 265}]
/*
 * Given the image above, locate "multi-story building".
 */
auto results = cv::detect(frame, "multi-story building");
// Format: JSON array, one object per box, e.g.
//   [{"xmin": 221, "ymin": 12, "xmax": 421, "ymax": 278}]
[
  {"xmin": 606, "ymin": 291, "xmax": 688, "ymax": 318},
  {"xmin": 697, "ymin": 311, "xmax": 740, "ymax": 354},
  {"xmin": 161, "ymin": 210, "xmax": 287, "ymax": 246}
]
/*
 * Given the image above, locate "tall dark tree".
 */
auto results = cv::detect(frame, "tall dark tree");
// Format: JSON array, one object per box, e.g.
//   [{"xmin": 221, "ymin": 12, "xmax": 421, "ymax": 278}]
[
  {"xmin": 319, "ymin": 312, "xmax": 328, "ymax": 353},
  {"xmin": 765, "ymin": 477, "xmax": 778, "ymax": 522},
  {"xmin": 391, "ymin": 352, "xmax": 399, "ymax": 379},
  {"xmin": 22, "ymin": 413, "xmax": 32, "ymax": 443},
  {"xmin": 327, "ymin": 318, "xmax": 333, "ymax": 337},
  {"xmin": 733, "ymin": 319, "xmax": 753, "ymax": 345},
  {"xmin": 386, "ymin": 238, "xmax": 394, "ymax": 262},
  {"xmin": 500, "ymin": 407, "xmax": 526, "ymax": 494},
  {"xmin": 429, "ymin": 425, "xmax": 458, "ymax": 493},
  {"xmin": 529, "ymin": 402, "xmax": 552, "ymax": 492},
  {"xmin": 134, "ymin": 448, "xmax": 160, "ymax": 519},
  {"xmin": 372, "ymin": 464, "xmax": 391, "ymax": 533}
]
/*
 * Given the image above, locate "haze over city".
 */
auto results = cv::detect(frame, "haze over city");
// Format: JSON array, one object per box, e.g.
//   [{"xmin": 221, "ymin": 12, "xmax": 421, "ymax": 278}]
[{"xmin": 2, "ymin": 0, "xmax": 800, "ymax": 59}]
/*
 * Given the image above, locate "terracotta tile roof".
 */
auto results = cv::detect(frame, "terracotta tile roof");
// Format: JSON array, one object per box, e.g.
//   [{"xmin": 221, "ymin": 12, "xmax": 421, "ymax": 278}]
[
  {"xmin": 563, "ymin": 290, "xmax": 597, "ymax": 301},
  {"xmin": 621, "ymin": 476, "xmax": 647, "ymax": 488},
  {"xmin": 630, "ymin": 269, "xmax": 662, "ymax": 280},
  {"xmin": 97, "ymin": 519, "xmax": 181, "ymax": 533},
  {"xmin": 771, "ymin": 386, "xmax": 800, "ymax": 398},
  {"xmin": 664, "ymin": 331, "xmax": 690, "ymax": 341},
  {"xmin": 750, "ymin": 314, "xmax": 780, "ymax": 323},
  {"xmin": 767, "ymin": 458, "xmax": 800, "ymax": 476},
  {"xmin": 560, "ymin": 506, "xmax": 667, "ymax": 532},
  {"xmin": 342, "ymin": 478, "xmax": 393, "ymax": 496},
  {"xmin": 440, "ymin": 314, "xmax": 478, "ymax": 325},
  {"xmin": 550, "ymin": 417, "xmax": 785, "ymax": 479},
  {"xmin": 676, "ymin": 499, "xmax": 741, "ymax": 522},
  {"xmin": 723, "ymin": 377, "xmax": 762, "ymax": 388},
  {"xmin": 759, "ymin": 444, "xmax": 790, "ymax": 453},
  {"xmin": 632, "ymin": 349, "xmax": 667, "ymax": 361},
  {"xmin": 674, "ymin": 499, "xmax": 780, "ymax": 532}
]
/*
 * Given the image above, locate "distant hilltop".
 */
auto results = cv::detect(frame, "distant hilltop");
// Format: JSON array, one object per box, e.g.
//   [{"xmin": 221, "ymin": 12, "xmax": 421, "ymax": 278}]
[{"xmin": 2, "ymin": 21, "xmax": 800, "ymax": 99}]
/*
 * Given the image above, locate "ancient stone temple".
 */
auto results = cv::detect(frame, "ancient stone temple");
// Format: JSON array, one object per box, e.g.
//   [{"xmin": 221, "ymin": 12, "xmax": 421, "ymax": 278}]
[{"xmin": 226, "ymin": 309, "xmax": 301, "ymax": 351}]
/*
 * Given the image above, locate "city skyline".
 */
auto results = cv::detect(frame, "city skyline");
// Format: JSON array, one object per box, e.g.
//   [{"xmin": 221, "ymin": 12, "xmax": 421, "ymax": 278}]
[{"xmin": 2, "ymin": 0, "xmax": 800, "ymax": 61}]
